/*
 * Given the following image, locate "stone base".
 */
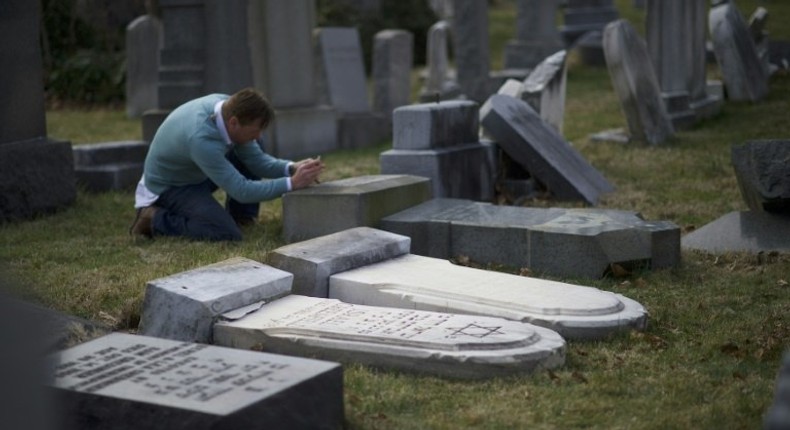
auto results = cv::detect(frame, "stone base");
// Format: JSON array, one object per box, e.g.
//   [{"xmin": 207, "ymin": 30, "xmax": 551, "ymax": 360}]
[
  {"xmin": 662, "ymin": 91, "xmax": 696, "ymax": 130},
  {"xmin": 380, "ymin": 143, "xmax": 496, "ymax": 201},
  {"xmin": 264, "ymin": 105, "xmax": 338, "ymax": 160},
  {"xmin": 690, "ymin": 94, "xmax": 724, "ymax": 121},
  {"xmin": 0, "ymin": 138, "xmax": 76, "ymax": 221},
  {"xmin": 72, "ymin": 141, "xmax": 149, "ymax": 192},
  {"xmin": 338, "ymin": 112, "xmax": 389, "ymax": 150},
  {"xmin": 681, "ymin": 211, "xmax": 790, "ymax": 254},
  {"xmin": 281, "ymin": 175, "xmax": 432, "ymax": 244}
]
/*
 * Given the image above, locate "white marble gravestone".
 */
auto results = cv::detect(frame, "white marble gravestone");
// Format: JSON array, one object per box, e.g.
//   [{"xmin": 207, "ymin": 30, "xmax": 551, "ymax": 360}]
[
  {"xmin": 49, "ymin": 333, "xmax": 343, "ymax": 429},
  {"xmin": 215, "ymin": 295, "xmax": 566, "ymax": 379},
  {"xmin": 267, "ymin": 227, "xmax": 649, "ymax": 340}
]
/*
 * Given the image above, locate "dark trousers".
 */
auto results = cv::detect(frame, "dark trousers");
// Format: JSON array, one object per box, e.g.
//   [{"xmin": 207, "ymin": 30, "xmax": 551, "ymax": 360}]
[{"xmin": 150, "ymin": 151, "xmax": 260, "ymax": 241}]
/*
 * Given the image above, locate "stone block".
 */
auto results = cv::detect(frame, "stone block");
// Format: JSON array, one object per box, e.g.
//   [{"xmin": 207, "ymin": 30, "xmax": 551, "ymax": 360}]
[
  {"xmin": 215, "ymin": 295, "xmax": 565, "ymax": 379},
  {"xmin": 451, "ymin": 0, "xmax": 492, "ymax": 103},
  {"xmin": 49, "ymin": 333, "xmax": 343, "ymax": 429},
  {"xmin": 262, "ymin": 105, "xmax": 338, "ymax": 160},
  {"xmin": 393, "ymin": 101, "xmax": 480, "ymax": 150},
  {"xmin": 708, "ymin": 2, "xmax": 769, "ymax": 101},
  {"xmin": 329, "ymin": 253, "xmax": 648, "ymax": 340},
  {"xmin": 732, "ymin": 140, "xmax": 790, "ymax": 213},
  {"xmin": 281, "ymin": 175, "xmax": 431, "ymax": 243},
  {"xmin": 337, "ymin": 112, "xmax": 389, "ymax": 150},
  {"xmin": 503, "ymin": 0, "xmax": 564, "ymax": 69},
  {"xmin": 372, "ymin": 29, "xmax": 413, "ymax": 117},
  {"xmin": 681, "ymin": 211, "xmax": 790, "ymax": 254},
  {"xmin": 379, "ymin": 143, "xmax": 496, "ymax": 201},
  {"xmin": 203, "ymin": 0, "xmax": 254, "ymax": 94},
  {"xmin": 480, "ymin": 95, "xmax": 613, "ymax": 204},
  {"xmin": 522, "ymin": 50, "xmax": 568, "ymax": 134},
  {"xmin": 381, "ymin": 198, "xmax": 680, "ymax": 278},
  {"xmin": 603, "ymin": 19, "xmax": 675, "ymax": 145},
  {"xmin": 72, "ymin": 141, "xmax": 149, "ymax": 192},
  {"xmin": 125, "ymin": 15, "xmax": 162, "ymax": 118},
  {"xmin": 138, "ymin": 258, "xmax": 292, "ymax": 343},
  {"xmin": 266, "ymin": 227, "xmax": 411, "ymax": 297},
  {"xmin": 0, "ymin": 139, "xmax": 76, "ymax": 222},
  {"xmin": 315, "ymin": 27, "xmax": 371, "ymax": 114}
]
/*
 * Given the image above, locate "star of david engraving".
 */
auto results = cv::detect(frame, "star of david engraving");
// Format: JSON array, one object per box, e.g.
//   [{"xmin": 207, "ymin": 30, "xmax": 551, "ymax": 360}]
[{"xmin": 445, "ymin": 323, "xmax": 503, "ymax": 338}]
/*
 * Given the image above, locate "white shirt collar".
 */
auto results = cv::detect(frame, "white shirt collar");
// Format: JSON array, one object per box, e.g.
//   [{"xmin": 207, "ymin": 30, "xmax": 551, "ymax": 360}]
[{"xmin": 214, "ymin": 100, "xmax": 232, "ymax": 146}]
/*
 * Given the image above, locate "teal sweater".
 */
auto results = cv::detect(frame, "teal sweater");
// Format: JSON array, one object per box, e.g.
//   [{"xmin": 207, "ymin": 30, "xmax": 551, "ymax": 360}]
[{"xmin": 144, "ymin": 94, "xmax": 290, "ymax": 203}]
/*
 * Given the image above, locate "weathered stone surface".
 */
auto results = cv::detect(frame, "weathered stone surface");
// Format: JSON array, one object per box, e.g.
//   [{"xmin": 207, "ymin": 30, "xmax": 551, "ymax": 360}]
[
  {"xmin": 451, "ymin": 0, "xmax": 492, "ymax": 103},
  {"xmin": 156, "ymin": 0, "xmax": 205, "ymax": 110},
  {"xmin": 379, "ymin": 144, "xmax": 496, "ymax": 201},
  {"xmin": 282, "ymin": 175, "xmax": 431, "ymax": 243},
  {"xmin": 49, "ymin": 333, "xmax": 343, "ymax": 430},
  {"xmin": 329, "ymin": 253, "xmax": 647, "ymax": 340},
  {"xmin": 125, "ymin": 15, "xmax": 162, "ymax": 118},
  {"xmin": 732, "ymin": 140, "xmax": 790, "ymax": 213},
  {"xmin": 393, "ymin": 101, "xmax": 479, "ymax": 150},
  {"xmin": 480, "ymin": 95, "xmax": 614, "ymax": 204},
  {"xmin": 73, "ymin": 141, "xmax": 149, "ymax": 192},
  {"xmin": 681, "ymin": 211, "xmax": 790, "ymax": 254},
  {"xmin": 603, "ymin": 19, "xmax": 675, "ymax": 145},
  {"xmin": 708, "ymin": 2, "xmax": 769, "ymax": 101},
  {"xmin": 381, "ymin": 198, "xmax": 680, "ymax": 278},
  {"xmin": 764, "ymin": 351, "xmax": 790, "ymax": 430},
  {"xmin": 372, "ymin": 30, "xmax": 413, "ymax": 118},
  {"xmin": 139, "ymin": 258, "xmax": 292, "ymax": 343},
  {"xmin": 503, "ymin": 0, "xmax": 564, "ymax": 69},
  {"xmin": 315, "ymin": 27, "xmax": 371, "ymax": 114},
  {"xmin": 266, "ymin": 227, "xmax": 411, "ymax": 297},
  {"xmin": 521, "ymin": 50, "xmax": 568, "ymax": 134},
  {"xmin": 560, "ymin": 0, "xmax": 619, "ymax": 65},
  {"xmin": 420, "ymin": 20, "xmax": 461, "ymax": 102},
  {"xmin": 204, "ymin": 0, "xmax": 254, "ymax": 94},
  {"xmin": 215, "ymin": 295, "xmax": 566, "ymax": 379}
]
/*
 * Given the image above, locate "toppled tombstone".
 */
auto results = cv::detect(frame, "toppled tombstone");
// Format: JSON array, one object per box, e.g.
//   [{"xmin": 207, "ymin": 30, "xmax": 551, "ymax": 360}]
[
  {"xmin": 281, "ymin": 175, "xmax": 432, "ymax": 243},
  {"xmin": 708, "ymin": 2, "xmax": 769, "ymax": 102},
  {"xmin": 681, "ymin": 211, "xmax": 790, "ymax": 254},
  {"xmin": 603, "ymin": 19, "xmax": 675, "ymax": 145},
  {"xmin": 380, "ymin": 198, "xmax": 680, "ymax": 279},
  {"xmin": 141, "ymin": 257, "xmax": 566, "ymax": 378},
  {"xmin": 480, "ymin": 94, "xmax": 614, "ymax": 204},
  {"xmin": 732, "ymin": 140, "xmax": 790, "ymax": 213},
  {"xmin": 521, "ymin": 49, "xmax": 568, "ymax": 134},
  {"xmin": 215, "ymin": 295, "xmax": 566, "ymax": 379},
  {"xmin": 48, "ymin": 333, "xmax": 344, "ymax": 429},
  {"xmin": 267, "ymin": 227, "xmax": 649, "ymax": 339}
]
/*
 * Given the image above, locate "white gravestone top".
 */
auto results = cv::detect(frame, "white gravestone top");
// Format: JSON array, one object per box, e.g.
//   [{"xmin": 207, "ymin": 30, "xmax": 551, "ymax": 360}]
[
  {"xmin": 215, "ymin": 295, "xmax": 565, "ymax": 378},
  {"xmin": 329, "ymin": 254, "xmax": 647, "ymax": 339}
]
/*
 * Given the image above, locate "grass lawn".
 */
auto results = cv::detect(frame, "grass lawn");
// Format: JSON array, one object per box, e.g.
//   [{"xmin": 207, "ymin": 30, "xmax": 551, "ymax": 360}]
[{"xmin": 2, "ymin": 0, "xmax": 790, "ymax": 428}]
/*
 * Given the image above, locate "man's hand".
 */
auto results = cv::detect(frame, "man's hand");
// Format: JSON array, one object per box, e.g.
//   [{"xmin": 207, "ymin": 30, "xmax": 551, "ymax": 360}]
[{"xmin": 290, "ymin": 158, "xmax": 324, "ymax": 189}]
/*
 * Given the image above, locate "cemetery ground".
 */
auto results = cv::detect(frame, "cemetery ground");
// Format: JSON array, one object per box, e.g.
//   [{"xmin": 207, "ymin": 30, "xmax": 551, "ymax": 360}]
[{"xmin": 3, "ymin": 1, "xmax": 790, "ymax": 428}]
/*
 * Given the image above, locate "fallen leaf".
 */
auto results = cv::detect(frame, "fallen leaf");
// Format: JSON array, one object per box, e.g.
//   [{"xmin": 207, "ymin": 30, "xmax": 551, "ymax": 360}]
[
  {"xmin": 779, "ymin": 279, "xmax": 788, "ymax": 287},
  {"xmin": 610, "ymin": 263, "xmax": 630, "ymax": 278},
  {"xmin": 519, "ymin": 267, "xmax": 532, "ymax": 277}
]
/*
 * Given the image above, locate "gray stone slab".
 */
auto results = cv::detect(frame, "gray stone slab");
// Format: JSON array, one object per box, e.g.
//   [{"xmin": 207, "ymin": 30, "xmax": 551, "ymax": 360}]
[
  {"xmin": 204, "ymin": 0, "xmax": 254, "ymax": 94},
  {"xmin": 75, "ymin": 163, "xmax": 144, "ymax": 193},
  {"xmin": 125, "ymin": 15, "xmax": 162, "ymax": 118},
  {"xmin": 281, "ymin": 175, "xmax": 431, "ymax": 243},
  {"xmin": 732, "ymin": 140, "xmax": 790, "ymax": 213},
  {"xmin": 603, "ymin": 19, "xmax": 675, "ymax": 145},
  {"xmin": 139, "ymin": 258, "xmax": 292, "ymax": 343},
  {"xmin": 157, "ymin": 0, "xmax": 205, "ymax": 109},
  {"xmin": 315, "ymin": 27, "xmax": 371, "ymax": 114},
  {"xmin": 49, "ymin": 333, "xmax": 343, "ymax": 430},
  {"xmin": 393, "ymin": 101, "xmax": 480, "ymax": 150},
  {"xmin": 262, "ymin": 105, "xmax": 338, "ymax": 159},
  {"xmin": 72, "ymin": 141, "xmax": 149, "ymax": 166},
  {"xmin": 522, "ymin": 50, "xmax": 568, "ymax": 134},
  {"xmin": 337, "ymin": 112, "xmax": 389, "ymax": 150},
  {"xmin": 503, "ymin": 0, "xmax": 564, "ymax": 69},
  {"xmin": 764, "ymin": 351, "xmax": 790, "ymax": 430},
  {"xmin": 381, "ymin": 198, "xmax": 680, "ymax": 279},
  {"xmin": 681, "ymin": 211, "xmax": 790, "ymax": 254},
  {"xmin": 420, "ymin": 21, "xmax": 459, "ymax": 101},
  {"xmin": 480, "ymin": 95, "xmax": 614, "ymax": 205},
  {"xmin": 379, "ymin": 143, "xmax": 496, "ymax": 201},
  {"xmin": 266, "ymin": 227, "xmax": 411, "ymax": 297},
  {"xmin": 329, "ymin": 253, "xmax": 648, "ymax": 340},
  {"xmin": 372, "ymin": 30, "xmax": 413, "ymax": 118},
  {"xmin": 73, "ymin": 140, "xmax": 149, "ymax": 192},
  {"xmin": 451, "ymin": 0, "xmax": 492, "ymax": 103},
  {"xmin": 215, "ymin": 295, "xmax": 565, "ymax": 379},
  {"xmin": 559, "ymin": 0, "xmax": 619, "ymax": 46},
  {"xmin": 708, "ymin": 2, "xmax": 769, "ymax": 101}
]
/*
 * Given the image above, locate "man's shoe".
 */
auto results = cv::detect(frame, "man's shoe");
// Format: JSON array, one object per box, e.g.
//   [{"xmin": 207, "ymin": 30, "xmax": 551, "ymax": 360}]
[{"xmin": 129, "ymin": 206, "xmax": 158, "ymax": 238}]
